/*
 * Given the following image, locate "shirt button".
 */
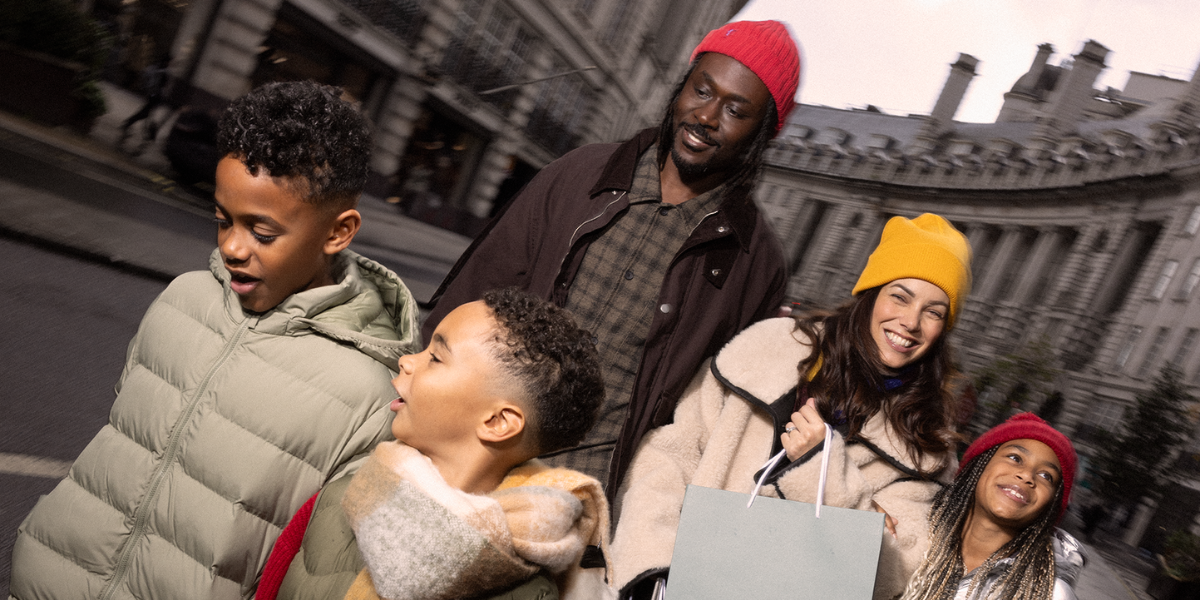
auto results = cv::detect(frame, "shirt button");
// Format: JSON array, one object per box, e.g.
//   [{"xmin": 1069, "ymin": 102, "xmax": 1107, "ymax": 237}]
[
  {"xmin": 711, "ymin": 268, "xmax": 722, "ymax": 277},
  {"xmin": 659, "ymin": 207, "xmax": 671, "ymax": 216},
  {"xmin": 624, "ymin": 270, "xmax": 634, "ymax": 280},
  {"xmin": 659, "ymin": 303, "xmax": 672, "ymax": 314},
  {"xmin": 716, "ymin": 226, "xmax": 728, "ymax": 233},
  {"xmin": 592, "ymin": 335, "xmax": 599, "ymax": 345}
]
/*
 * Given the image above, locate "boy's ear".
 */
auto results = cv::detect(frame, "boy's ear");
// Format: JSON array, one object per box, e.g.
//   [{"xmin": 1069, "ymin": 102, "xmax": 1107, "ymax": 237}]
[
  {"xmin": 324, "ymin": 209, "xmax": 361, "ymax": 255},
  {"xmin": 478, "ymin": 403, "xmax": 526, "ymax": 444}
]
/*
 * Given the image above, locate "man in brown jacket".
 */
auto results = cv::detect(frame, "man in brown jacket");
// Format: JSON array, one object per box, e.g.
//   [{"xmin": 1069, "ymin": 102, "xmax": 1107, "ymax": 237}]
[{"xmin": 423, "ymin": 20, "xmax": 802, "ymax": 504}]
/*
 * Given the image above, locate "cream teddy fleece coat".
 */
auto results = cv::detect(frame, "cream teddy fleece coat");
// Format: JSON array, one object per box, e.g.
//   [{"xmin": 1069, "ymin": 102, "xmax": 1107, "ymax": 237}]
[{"xmin": 610, "ymin": 317, "xmax": 955, "ymax": 600}]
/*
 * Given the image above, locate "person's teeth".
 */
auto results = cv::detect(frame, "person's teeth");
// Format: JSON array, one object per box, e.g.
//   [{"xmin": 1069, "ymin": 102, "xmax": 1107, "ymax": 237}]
[{"xmin": 886, "ymin": 331, "xmax": 913, "ymax": 348}]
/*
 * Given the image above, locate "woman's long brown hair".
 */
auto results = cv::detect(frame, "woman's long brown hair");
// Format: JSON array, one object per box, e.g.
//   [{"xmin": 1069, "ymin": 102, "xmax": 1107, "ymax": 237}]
[{"xmin": 793, "ymin": 286, "xmax": 958, "ymax": 473}]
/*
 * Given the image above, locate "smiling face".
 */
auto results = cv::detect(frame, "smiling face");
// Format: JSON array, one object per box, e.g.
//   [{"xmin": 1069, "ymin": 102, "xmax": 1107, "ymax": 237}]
[
  {"xmin": 869, "ymin": 278, "xmax": 950, "ymax": 372},
  {"xmin": 214, "ymin": 156, "xmax": 355, "ymax": 313},
  {"xmin": 668, "ymin": 52, "xmax": 772, "ymax": 184},
  {"xmin": 973, "ymin": 439, "xmax": 1062, "ymax": 533},
  {"xmin": 389, "ymin": 301, "xmax": 512, "ymax": 458}
]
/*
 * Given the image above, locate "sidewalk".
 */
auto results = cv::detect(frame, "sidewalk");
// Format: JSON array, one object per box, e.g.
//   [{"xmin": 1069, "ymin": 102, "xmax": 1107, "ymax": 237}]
[{"xmin": 0, "ymin": 81, "xmax": 471, "ymax": 304}]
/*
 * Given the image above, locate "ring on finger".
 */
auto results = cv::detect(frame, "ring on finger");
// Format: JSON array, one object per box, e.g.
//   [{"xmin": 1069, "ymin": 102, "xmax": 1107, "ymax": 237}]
[{"xmin": 785, "ymin": 423, "xmax": 796, "ymax": 433}]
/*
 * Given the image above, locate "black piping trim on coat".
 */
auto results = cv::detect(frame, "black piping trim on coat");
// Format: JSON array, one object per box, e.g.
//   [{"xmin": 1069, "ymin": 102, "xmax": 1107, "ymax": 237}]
[
  {"xmin": 620, "ymin": 567, "xmax": 670, "ymax": 600},
  {"xmin": 710, "ymin": 357, "xmax": 941, "ymax": 488},
  {"xmin": 854, "ymin": 436, "xmax": 934, "ymax": 481}
]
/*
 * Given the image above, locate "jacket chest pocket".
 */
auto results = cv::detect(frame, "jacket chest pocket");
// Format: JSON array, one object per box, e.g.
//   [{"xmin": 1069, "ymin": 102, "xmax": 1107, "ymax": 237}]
[{"xmin": 703, "ymin": 245, "xmax": 738, "ymax": 288}]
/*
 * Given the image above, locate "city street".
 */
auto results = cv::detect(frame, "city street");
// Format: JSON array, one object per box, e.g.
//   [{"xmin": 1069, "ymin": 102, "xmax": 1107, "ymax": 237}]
[
  {"xmin": 0, "ymin": 91, "xmax": 1164, "ymax": 600},
  {"xmin": 0, "ymin": 237, "xmax": 167, "ymax": 593}
]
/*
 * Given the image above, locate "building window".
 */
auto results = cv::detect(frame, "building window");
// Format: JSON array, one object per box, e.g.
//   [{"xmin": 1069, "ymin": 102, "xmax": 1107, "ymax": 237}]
[
  {"xmin": 601, "ymin": 0, "xmax": 635, "ymax": 47},
  {"xmin": 1172, "ymin": 328, "xmax": 1199, "ymax": 368},
  {"xmin": 1151, "ymin": 260, "xmax": 1179, "ymax": 300},
  {"xmin": 1137, "ymin": 327, "xmax": 1170, "ymax": 377},
  {"xmin": 1115, "ymin": 325, "xmax": 1143, "ymax": 369},
  {"xmin": 441, "ymin": 0, "xmax": 539, "ymax": 112},
  {"xmin": 1180, "ymin": 258, "xmax": 1200, "ymax": 300},
  {"xmin": 1093, "ymin": 400, "xmax": 1126, "ymax": 432},
  {"xmin": 340, "ymin": 0, "xmax": 427, "ymax": 46},
  {"xmin": 524, "ymin": 56, "xmax": 594, "ymax": 156},
  {"xmin": 1185, "ymin": 205, "xmax": 1200, "ymax": 236}
]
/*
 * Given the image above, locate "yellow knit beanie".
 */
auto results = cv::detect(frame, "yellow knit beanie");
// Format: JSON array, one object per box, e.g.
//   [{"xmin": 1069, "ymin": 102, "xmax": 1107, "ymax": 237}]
[{"xmin": 852, "ymin": 214, "xmax": 972, "ymax": 328}]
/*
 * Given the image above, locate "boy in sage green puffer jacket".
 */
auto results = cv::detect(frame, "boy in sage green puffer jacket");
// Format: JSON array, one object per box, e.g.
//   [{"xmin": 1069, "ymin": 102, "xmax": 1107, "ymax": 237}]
[{"xmin": 9, "ymin": 81, "xmax": 420, "ymax": 600}]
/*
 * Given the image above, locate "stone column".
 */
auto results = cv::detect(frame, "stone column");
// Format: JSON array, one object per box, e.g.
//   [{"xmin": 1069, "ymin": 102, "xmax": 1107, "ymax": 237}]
[
  {"xmin": 1043, "ymin": 225, "xmax": 1093, "ymax": 309},
  {"xmin": 189, "ymin": 0, "xmax": 284, "ymax": 104},
  {"xmin": 367, "ymin": 0, "xmax": 461, "ymax": 192},
  {"xmin": 974, "ymin": 226, "xmax": 1023, "ymax": 301},
  {"xmin": 461, "ymin": 44, "xmax": 550, "ymax": 217},
  {"xmin": 794, "ymin": 204, "xmax": 853, "ymax": 305},
  {"xmin": 1011, "ymin": 227, "xmax": 1061, "ymax": 306}
]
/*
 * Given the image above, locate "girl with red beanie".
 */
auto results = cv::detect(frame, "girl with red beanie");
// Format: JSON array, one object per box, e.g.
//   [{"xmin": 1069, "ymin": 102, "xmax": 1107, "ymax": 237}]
[{"xmin": 899, "ymin": 412, "xmax": 1084, "ymax": 600}]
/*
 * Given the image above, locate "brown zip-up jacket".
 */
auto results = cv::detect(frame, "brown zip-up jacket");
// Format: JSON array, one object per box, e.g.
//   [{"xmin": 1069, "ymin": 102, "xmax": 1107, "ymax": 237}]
[{"xmin": 423, "ymin": 128, "xmax": 787, "ymax": 499}]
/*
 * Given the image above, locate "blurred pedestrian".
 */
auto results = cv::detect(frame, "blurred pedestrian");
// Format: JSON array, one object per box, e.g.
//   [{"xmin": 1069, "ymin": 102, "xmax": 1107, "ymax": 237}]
[{"xmin": 120, "ymin": 54, "xmax": 171, "ymax": 149}]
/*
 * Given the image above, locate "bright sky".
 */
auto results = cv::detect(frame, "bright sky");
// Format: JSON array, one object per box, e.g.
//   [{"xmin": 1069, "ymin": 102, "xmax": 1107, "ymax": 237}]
[{"xmin": 732, "ymin": 0, "xmax": 1200, "ymax": 123}]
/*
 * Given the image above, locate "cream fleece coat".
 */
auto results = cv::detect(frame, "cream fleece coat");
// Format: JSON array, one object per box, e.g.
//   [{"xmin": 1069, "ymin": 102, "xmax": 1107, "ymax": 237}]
[{"xmin": 610, "ymin": 317, "xmax": 954, "ymax": 600}]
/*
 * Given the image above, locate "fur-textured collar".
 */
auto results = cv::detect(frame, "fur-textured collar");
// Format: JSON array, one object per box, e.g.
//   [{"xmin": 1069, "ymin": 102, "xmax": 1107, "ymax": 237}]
[
  {"xmin": 342, "ymin": 442, "xmax": 611, "ymax": 600},
  {"xmin": 710, "ymin": 317, "xmax": 950, "ymax": 475}
]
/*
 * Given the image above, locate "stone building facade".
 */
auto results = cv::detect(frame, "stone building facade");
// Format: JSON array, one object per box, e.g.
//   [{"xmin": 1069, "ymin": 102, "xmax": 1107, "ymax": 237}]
[
  {"xmin": 756, "ymin": 40, "xmax": 1200, "ymax": 547},
  {"xmin": 95, "ymin": 0, "xmax": 746, "ymax": 230}
]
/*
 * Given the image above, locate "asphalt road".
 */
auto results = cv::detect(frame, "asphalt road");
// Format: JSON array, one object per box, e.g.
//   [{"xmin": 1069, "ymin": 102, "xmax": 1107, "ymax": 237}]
[{"xmin": 0, "ymin": 236, "xmax": 168, "ymax": 597}]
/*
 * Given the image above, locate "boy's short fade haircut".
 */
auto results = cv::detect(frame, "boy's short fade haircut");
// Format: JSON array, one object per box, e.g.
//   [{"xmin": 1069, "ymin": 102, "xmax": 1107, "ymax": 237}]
[
  {"xmin": 216, "ymin": 80, "xmax": 371, "ymax": 207},
  {"xmin": 482, "ymin": 288, "xmax": 603, "ymax": 455}
]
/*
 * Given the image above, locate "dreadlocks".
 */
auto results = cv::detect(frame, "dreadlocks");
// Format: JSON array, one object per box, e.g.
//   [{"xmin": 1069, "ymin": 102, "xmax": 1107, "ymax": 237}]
[
  {"xmin": 898, "ymin": 446, "xmax": 1063, "ymax": 600},
  {"xmin": 655, "ymin": 58, "xmax": 779, "ymax": 200}
]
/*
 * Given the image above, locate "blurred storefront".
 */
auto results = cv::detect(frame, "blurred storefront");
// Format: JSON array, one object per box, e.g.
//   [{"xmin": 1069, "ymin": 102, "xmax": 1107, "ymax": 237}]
[{"xmin": 77, "ymin": 0, "xmax": 750, "ymax": 235}]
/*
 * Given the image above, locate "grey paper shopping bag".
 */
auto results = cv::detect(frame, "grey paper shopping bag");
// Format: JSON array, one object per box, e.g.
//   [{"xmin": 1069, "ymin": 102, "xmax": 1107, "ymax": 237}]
[
  {"xmin": 666, "ymin": 484, "xmax": 885, "ymax": 599},
  {"xmin": 665, "ymin": 425, "xmax": 883, "ymax": 600}
]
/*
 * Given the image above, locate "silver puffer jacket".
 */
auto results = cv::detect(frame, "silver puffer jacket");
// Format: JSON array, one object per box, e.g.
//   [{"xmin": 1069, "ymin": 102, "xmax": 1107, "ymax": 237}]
[{"xmin": 952, "ymin": 528, "xmax": 1085, "ymax": 600}]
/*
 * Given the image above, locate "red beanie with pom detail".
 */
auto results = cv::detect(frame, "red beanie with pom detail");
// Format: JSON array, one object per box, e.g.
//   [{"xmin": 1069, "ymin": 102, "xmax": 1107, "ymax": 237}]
[
  {"xmin": 690, "ymin": 20, "xmax": 801, "ymax": 132},
  {"xmin": 961, "ymin": 412, "xmax": 1077, "ymax": 521}
]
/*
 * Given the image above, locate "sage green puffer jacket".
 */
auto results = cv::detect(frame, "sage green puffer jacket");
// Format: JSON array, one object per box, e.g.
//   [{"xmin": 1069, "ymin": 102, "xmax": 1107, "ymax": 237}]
[{"xmin": 10, "ymin": 249, "xmax": 420, "ymax": 600}]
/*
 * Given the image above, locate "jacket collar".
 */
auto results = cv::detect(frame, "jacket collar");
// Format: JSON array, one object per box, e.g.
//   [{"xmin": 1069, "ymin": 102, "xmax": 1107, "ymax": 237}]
[
  {"xmin": 589, "ymin": 127, "xmax": 760, "ymax": 252},
  {"xmin": 208, "ymin": 249, "xmax": 420, "ymax": 366}
]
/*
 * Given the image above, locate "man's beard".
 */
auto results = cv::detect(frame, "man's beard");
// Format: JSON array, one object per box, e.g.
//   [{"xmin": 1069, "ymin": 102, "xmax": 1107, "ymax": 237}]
[{"xmin": 670, "ymin": 122, "xmax": 741, "ymax": 183}]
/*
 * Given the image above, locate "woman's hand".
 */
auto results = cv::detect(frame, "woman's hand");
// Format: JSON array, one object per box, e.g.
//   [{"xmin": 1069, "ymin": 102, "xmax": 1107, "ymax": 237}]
[
  {"xmin": 781, "ymin": 398, "xmax": 826, "ymax": 461},
  {"xmin": 872, "ymin": 500, "xmax": 898, "ymax": 539}
]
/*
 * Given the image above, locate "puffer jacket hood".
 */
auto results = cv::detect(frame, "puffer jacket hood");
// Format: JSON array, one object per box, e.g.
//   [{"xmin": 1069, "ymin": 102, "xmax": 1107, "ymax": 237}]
[{"xmin": 208, "ymin": 248, "xmax": 420, "ymax": 367}]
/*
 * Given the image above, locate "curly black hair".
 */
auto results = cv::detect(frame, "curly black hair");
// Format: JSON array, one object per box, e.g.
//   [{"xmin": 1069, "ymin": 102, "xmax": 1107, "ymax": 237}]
[
  {"xmin": 216, "ymin": 80, "xmax": 371, "ymax": 207},
  {"xmin": 482, "ymin": 288, "xmax": 604, "ymax": 455}
]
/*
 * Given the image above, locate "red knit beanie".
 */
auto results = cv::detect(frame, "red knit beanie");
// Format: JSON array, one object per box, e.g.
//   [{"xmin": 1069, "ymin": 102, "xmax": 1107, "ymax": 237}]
[
  {"xmin": 961, "ymin": 412, "xmax": 1077, "ymax": 520},
  {"xmin": 690, "ymin": 20, "xmax": 801, "ymax": 132}
]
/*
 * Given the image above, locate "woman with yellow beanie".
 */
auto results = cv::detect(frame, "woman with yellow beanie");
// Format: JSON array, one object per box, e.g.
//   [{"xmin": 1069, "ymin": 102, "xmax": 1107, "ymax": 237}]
[{"xmin": 611, "ymin": 213, "xmax": 972, "ymax": 600}]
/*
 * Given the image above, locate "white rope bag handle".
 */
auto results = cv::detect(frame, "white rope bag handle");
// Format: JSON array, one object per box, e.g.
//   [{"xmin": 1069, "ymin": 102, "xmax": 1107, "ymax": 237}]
[{"xmin": 747, "ymin": 423, "xmax": 834, "ymax": 517}]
